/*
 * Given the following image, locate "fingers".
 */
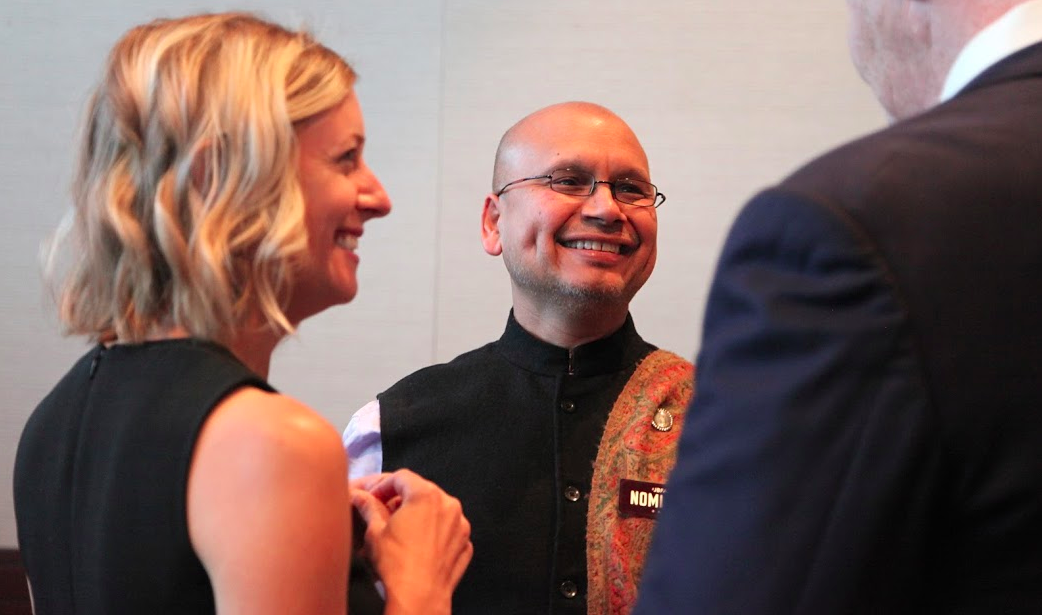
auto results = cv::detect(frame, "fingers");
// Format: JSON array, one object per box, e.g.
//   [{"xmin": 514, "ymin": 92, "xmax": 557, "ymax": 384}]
[
  {"xmin": 349, "ymin": 473, "xmax": 390, "ymax": 492},
  {"xmin": 355, "ymin": 470, "xmax": 467, "ymax": 535},
  {"xmin": 450, "ymin": 511, "xmax": 473, "ymax": 580},
  {"xmin": 450, "ymin": 540, "xmax": 475, "ymax": 587},
  {"xmin": 352, "ymin": 469, "xmax": 474, "ymax": 611},
  {"xmin": 351, "ymin": 488, "xmax": 390, "ymax": 534},
  {"xmin": 385, "ymin": 494, "xmax": 403, "ymax": 514},
  {"xmin": 364, "ymin": 468, "xmax": 435, "ymax": 503},
  {"xmin": 353, "ymin": 470, "xmax": 433, "ymax": 510}
]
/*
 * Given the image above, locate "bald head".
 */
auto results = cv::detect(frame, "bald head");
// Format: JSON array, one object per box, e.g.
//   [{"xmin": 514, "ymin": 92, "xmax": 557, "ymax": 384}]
[
  {"xmin": 481, "ymin": 101, "xmax": 659, "ymax": 346},
  {"xmin": 491, "ymin": 102, "xmax": 649, "ymax": 192}
]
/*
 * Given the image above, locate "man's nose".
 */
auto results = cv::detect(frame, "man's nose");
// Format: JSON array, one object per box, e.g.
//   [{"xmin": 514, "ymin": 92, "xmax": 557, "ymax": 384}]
[{"xmin": 580, "ymin": 181, "xmax": 625, "ymax": 224}]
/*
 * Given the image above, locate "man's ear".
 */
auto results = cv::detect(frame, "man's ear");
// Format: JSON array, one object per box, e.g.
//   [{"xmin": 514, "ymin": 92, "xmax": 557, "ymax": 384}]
[{"xmin": 481, "ymin": 194, "xmax": 503, "ymax": 256}]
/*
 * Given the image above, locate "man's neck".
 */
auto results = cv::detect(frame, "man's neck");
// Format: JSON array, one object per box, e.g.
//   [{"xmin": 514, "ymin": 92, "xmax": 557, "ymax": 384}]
[
  {"xmin": 940, "ymin": 0, "xmax": 1042, "ymax": 101},
  {"xmin": 511, "ymin": 299, "xmax": 629, "ymax": 349}
]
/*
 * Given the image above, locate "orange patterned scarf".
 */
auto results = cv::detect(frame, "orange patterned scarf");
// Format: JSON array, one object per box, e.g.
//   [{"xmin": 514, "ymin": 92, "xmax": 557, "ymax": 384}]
[{"xmin": 586, "ymin": 349, "xmax": 695, "ymax": 614}]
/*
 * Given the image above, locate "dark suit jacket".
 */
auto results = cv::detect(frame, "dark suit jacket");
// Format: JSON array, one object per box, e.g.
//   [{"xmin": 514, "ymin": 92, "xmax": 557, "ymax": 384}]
[{"xmin": 634, "ymin": 44, "xmax": 1042, "ymax": 614}]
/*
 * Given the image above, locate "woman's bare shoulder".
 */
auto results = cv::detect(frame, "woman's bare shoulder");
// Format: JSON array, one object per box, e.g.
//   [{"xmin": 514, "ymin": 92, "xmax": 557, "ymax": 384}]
[
  {"xmin": 187, "ymin": 387, "xmax": 351, "ymax": 614},
  {"xmin": 204, "ymin": 387, "xmax": 345, "ymax": 466}
]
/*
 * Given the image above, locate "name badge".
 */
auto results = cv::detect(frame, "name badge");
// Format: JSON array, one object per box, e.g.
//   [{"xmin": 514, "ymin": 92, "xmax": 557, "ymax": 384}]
[{"xmin": 618, "ymin": 478, "xmax": 666, "ymax": 519}]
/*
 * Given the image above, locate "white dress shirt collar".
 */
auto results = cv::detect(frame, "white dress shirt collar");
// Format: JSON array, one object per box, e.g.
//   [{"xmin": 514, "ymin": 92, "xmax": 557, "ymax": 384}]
[{"xmin": 942, "ymin": 0, "xmax": 1042, "ymax": 101}]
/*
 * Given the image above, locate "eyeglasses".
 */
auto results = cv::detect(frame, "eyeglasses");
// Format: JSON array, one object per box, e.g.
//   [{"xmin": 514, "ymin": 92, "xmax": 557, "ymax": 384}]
[{"xmin": 495, "ymin": 168, "xmax": 666, "ymax": 208}]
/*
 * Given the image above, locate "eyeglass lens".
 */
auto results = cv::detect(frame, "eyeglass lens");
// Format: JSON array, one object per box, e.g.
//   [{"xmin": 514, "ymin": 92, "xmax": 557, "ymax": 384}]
[{"xmin": 548, "ymin": 169, "xmax": 656, "ymax": 206}]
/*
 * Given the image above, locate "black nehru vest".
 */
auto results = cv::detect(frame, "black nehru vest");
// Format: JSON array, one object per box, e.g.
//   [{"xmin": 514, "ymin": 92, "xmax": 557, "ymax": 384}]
[
  {"xmin": 380, "ymin": 312, "xmax": 655, "ymax": 615},
  {"xmin": 14, "ymin": 339, "xmax": 272, "ymax": 614}
]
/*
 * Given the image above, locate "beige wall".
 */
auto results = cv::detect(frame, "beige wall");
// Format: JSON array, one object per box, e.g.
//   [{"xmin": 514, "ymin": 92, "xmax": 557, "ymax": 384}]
[{"xmin": 0, "ymin": 0, "xmax": 885, "ymax": 547}]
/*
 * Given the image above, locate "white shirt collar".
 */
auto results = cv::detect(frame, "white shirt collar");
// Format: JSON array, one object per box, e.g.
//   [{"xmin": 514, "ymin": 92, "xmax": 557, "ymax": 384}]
[{"xmin": 941, "ymin": 0, "xmax": 1042, "ymax": 101}]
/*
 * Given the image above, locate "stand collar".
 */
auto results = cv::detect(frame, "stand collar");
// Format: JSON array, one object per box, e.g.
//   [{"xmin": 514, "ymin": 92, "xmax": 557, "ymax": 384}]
[{"xmin": 495, "ymin": 310, "xmax": 647, "ymax": 377}]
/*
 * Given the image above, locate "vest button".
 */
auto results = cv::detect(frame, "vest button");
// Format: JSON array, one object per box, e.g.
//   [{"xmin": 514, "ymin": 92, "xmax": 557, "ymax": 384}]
[
  {"xmin": 559, "ymin": 579, "xmax": 578, "ymax": 599},
  {"xmin": 564, "ymin": 485, "xmax": 581, "ymax": 502},
  {"xmin": 560, "ymin": 400, "xmax": 575, "ymax": 413}
]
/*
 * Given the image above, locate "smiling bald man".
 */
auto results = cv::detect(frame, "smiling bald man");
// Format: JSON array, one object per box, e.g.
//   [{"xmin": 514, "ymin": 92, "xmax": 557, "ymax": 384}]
[{"xmin": 345, "ymin": 102, "xmax": 694, "ymax": 615}]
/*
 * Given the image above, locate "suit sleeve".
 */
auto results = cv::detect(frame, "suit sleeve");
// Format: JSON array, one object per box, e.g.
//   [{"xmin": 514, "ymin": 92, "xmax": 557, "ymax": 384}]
[{"xmin": 634, "ymin": 189, "xmax": 939, "ymax": 613}]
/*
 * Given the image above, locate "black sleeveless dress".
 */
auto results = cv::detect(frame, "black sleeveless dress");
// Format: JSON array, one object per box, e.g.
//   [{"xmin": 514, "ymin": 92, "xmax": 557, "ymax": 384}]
[{"xmin": 14, "ymin": 339, "xmax": 272, "ymax": 614}]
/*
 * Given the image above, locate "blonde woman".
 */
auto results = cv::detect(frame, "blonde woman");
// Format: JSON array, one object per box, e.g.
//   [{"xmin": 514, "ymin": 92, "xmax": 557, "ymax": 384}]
[{"xmin": 13, "ymin": 13, "xmax": 471, "ymax": 615}]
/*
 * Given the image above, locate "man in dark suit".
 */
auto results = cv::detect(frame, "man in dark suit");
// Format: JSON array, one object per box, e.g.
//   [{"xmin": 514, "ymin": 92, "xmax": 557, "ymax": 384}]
[{"xmin": 634, "ymin": 0, "xmax": 1042, "ymax": 612}]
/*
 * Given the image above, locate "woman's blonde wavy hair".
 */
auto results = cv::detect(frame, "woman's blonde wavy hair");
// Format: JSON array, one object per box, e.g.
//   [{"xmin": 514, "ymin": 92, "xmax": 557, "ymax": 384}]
[{"xmin": 46, "ymin": 12, "xmax": 356, "ymax": 344}]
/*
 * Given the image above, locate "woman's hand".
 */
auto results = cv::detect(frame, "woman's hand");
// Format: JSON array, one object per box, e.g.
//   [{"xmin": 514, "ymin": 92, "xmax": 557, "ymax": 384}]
[{"xmin": 351, "ymin": 470, "xmax": 473, "ymax": 615}]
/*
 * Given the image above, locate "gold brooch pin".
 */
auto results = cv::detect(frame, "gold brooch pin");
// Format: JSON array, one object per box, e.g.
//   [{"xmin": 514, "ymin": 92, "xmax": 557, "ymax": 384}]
[{"xmin": 651, "ymin": 407, "xmax": 673, "ymax": 432}]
